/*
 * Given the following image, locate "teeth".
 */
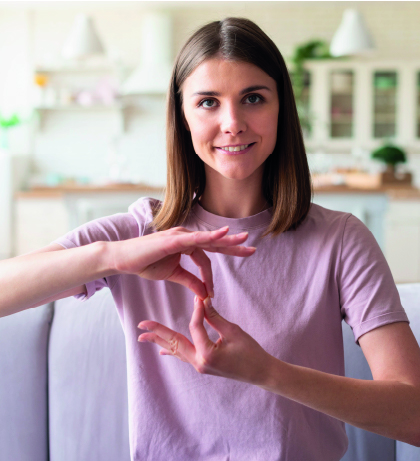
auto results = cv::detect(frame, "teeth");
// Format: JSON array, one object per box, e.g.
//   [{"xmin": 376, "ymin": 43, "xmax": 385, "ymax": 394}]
[{"xmin": 220, "ymin": 144, "xmax": 251, "ymax": 152}]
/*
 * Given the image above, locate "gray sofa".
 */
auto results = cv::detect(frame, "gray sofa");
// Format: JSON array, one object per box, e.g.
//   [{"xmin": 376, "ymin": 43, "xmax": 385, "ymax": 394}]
[{"xmin": 1, "ymin": 283, "xmax": 419, "ymax": 461}]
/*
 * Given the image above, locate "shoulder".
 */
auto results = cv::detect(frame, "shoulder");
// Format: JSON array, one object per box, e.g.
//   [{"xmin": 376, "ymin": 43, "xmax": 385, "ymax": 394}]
[
  {"xmin": 300, "ymin": 202, "xmax": 353, "ymax": 235},
  {"xmin": 128, "ymin": 196, "xmax": 162, "ymax": 236}
]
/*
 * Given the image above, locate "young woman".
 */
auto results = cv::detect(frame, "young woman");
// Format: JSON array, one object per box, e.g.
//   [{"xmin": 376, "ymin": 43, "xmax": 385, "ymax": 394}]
[{"xmin": 2, "ymin": 17, "xmax": 420, "ymax": 461}]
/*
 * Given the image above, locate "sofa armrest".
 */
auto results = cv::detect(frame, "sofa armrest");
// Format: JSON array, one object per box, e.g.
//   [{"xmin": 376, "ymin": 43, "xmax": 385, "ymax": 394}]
[
  {"xmin": 0, "ymin": 303, "xmax": 53, "ymax": 461},
  {"xmin": 395, "ymin": 284, "xmax": 420, "ymax": 461},
  {"xmin": 48, "ymin": 288, "xmax": 130, "ymax": 461}
]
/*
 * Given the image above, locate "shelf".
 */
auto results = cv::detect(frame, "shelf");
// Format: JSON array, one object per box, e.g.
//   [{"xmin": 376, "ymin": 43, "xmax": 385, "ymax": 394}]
[
  {"xmin": 35, "ymin": 103, "xmax": 126, "ymax": 111},
  {"xmin": 34, "ymin": 102, "xmax": 130, "ymax": 132},
  {"xmin": 35, "ymin": 65, "xmax": 119, "ymax": 74}
]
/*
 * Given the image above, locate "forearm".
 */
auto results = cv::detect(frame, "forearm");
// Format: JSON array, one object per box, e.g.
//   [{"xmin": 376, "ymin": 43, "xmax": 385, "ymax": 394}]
[
  {"xmin": 0, "ymin": 241, "xmax": 114, "ymax": 317},
  {"xmin": 259, "ymin": 357, "xmax": 420, "ymax": 446}
]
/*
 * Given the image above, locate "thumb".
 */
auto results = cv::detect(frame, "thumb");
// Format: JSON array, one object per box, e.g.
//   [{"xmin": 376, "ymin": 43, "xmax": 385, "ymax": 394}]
[{"xmin": 202, "ymin": 297, "xmax": 231, "ymax": 334}]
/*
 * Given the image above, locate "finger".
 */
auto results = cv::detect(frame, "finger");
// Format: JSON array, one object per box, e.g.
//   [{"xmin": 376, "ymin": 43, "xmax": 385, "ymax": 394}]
[
  {"xmin": 197, "ymin": 232, "xmax": 251, "ymax": 249},
  {"xmin": 204, "ymin": 246, "xmax": 256, "ymax": 257},
  {"xmin": 167, "ymin": 265, "xmax": 208, "ymax": 299},
  {"xmin": 202, "ymin": 231, "xmax": 250, "ymax": 247},
  {"xmin": 202, "ymin": 297, "xmax": 233, "ymax": 336},
  {"xmin": 139, "ymin": 333, "xmax": 189, "ymax": 362},
  {"xmin": 159, "ymin": 349, "xmax": 189, "ymax": 362},
  {"xmin": 188, "ymin": 248, "xmax": 214, "ymax": 298},
  {"xmin": 166, "ymin": 227, "xmax": 229, "ymax": 254},
  {"xmin": 170, "ymin": 228, "xmax": 252, "ymax": 255},
  {"xmin": 189, "ymin": 296, "xmax": 214, "ymax": 353},
  {"xmin": 138, "ymin": 331, "xmax": 172, "ymax": 350},
  {"xmin": 138, "ymin": 321, "xmax": 196, "ymax": 362}
]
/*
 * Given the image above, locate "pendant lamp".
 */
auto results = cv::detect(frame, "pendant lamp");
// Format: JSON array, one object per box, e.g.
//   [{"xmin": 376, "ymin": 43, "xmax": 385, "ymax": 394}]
[
  {"xmin": 61, "ymin": 14, "xmax": 105, "ymax": 60},
  {"xmin": 120, "ymin": 12, "xmax": 173, "ymax": 95},
  {"xmin": 330, "ymin": 9, "xmax": 375, "ymax": 57}
]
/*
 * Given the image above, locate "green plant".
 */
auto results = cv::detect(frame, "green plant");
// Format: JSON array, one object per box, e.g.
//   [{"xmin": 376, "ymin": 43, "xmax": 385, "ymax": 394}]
[
  {"xmin": 0, "ymin": 113, "xmax": 22, "ymax": 149},
  {"xmin": 289, "ymin": 40, "xmax": 334, "ymax": 135},
  {"xmin": 370, "ymin": 143, "xmax": 407, "ymax": 174}
]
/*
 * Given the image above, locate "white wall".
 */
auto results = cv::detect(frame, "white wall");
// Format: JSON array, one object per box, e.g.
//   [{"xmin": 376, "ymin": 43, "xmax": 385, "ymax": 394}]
[{"xmin": 1, "ymin": 2, "xmax": 420, "ymax": 187}]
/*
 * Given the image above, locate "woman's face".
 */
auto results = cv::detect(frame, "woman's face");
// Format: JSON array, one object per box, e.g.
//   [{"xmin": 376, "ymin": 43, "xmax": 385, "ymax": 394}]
[{"xmin": 181, "ymin": 57, "xmax": 279, "ymax": 182}]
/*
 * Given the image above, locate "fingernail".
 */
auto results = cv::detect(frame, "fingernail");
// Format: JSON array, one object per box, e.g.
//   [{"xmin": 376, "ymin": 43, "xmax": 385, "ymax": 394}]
[
  {"xmin": 220, "ymin": 226, "xmax": 229, "ymax": 231},
  {"xmin": 194, "ymin": 295, "xmax": 198, "ymax": 303},
  {"xmin": 203, "ymin": 297, "xmax": 212, "ymax": 308},
  {"xmin": 138, "ymin": 322, "xmax": 149, "ymax": 330}
]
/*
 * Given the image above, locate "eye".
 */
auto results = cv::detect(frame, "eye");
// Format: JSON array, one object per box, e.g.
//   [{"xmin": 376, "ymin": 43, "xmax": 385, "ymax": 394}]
[
  {"xmin": 245, "ymin": 94, "xmax": 264, "ymax": 104},
  {"xmin": 198, "ymin": 99, "xmax": 217, "ymax": 109}
]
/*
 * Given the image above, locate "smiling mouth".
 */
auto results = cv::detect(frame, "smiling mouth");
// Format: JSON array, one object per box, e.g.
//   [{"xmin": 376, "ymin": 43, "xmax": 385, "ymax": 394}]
[{"xmin": 216, "ymin": 142, "xmax": 256, "ymax": 152}]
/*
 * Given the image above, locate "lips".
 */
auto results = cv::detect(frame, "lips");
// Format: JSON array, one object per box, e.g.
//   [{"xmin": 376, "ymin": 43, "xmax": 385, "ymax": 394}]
[{"xmin": 214, "ymin": 142, "xmax": 256, "ymax": 155}]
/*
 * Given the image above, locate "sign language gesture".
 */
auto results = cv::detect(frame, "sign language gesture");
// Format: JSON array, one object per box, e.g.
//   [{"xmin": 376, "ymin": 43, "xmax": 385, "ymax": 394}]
[
  {"xmin": 138, "ymin": 296, "xmax": 273, "ymax": 386},
  {"xmin": 111, "ymin": 226, "xmax": 255, "ymax": 300}
]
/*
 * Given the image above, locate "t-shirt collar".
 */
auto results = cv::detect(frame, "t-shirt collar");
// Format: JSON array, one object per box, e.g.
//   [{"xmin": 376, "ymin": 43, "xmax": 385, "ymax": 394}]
[{"xmin": 191, "ymin": 200, "xmax": 273, "ymax": 230}]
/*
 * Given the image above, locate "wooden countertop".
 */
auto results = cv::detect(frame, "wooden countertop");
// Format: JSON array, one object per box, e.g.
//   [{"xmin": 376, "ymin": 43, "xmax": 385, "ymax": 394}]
[
  {"xmin": 15, "ymin": 182, "xmax": 420, "ymax": 200},
  {"xmin": 15, "ymin": 182, "xmax": 165, "ymax": 199},
  {"xmin": 314, "ymin": 185, "xmax": 420, "ymax": 199}
]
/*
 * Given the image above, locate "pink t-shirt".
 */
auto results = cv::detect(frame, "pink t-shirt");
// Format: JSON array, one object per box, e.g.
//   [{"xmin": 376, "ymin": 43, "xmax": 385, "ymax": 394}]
[{"xmin": 53, "ymin": 197, "xmax": 409, "ymax": 461}]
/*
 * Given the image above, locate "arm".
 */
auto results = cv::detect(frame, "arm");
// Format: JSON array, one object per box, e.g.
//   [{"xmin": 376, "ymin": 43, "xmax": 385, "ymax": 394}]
[
  {"xmin": 139, "ymin": 298, "xmax": 420, "ymax": 447},
  {"xmin": 0, "ymin": 227, "xmax": 255, "ymax": 318},
  {"xmin": 0, "ymin": 241, "xmax": 111, "ymax": 317},
  {"xmin": 259, "ymin": 321, "xmax": 420, "ymax": 447}
]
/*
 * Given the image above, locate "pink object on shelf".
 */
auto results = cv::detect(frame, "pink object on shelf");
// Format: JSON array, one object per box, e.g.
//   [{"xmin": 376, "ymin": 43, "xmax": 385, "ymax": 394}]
[{"xmin": 76, "ymin": 91, "xmax": 94, "ymax": 106}]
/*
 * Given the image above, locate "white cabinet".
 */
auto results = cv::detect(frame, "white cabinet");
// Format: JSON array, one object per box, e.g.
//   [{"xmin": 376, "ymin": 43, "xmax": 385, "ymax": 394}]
[
  {"xmin": 14, "ymin": 189, "xmax": 165, "ymax": 256},
  {"xmin": 385, "ymin": 200, "xmax": 420, "ymax": 283},
  {"xmin": 15, "ymin": 196, "xmax": 69, "ymax": 255},
  {"xmin": 313, "ymin": 192, "xmax": 389, "ymax": 251},
  {"xmin": 300, "ymin": 59, "xmax": 420, "ymax": 152}
]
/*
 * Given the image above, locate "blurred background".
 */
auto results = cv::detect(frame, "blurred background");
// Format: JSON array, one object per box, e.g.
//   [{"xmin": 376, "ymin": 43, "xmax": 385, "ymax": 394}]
[{"xmin": 1, "ymin": 1, "xmax": 420, "ymax": 283}]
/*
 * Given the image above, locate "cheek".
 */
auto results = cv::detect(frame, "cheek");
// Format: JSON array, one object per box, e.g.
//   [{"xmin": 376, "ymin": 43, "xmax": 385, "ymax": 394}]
[
  {"xmin": 251, "ymin": 117, "xmax": 277, "ymax": 144},
  {"xmin": 190, "ymin": 121, "xmax": 218, "ymax": 148},
  {"xmin": 258, "ymin": 109, "xmax": 278, "ymax": 143}
]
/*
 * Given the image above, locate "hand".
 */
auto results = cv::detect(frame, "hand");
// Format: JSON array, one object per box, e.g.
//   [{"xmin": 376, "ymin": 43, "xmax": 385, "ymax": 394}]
[
  {"xmin": 138, "ymin": 296, "xmax": 273, "ymax": 387},
  {"xmin": 109, "ymin": 226, "xmax": 256, "ymax": 300}
]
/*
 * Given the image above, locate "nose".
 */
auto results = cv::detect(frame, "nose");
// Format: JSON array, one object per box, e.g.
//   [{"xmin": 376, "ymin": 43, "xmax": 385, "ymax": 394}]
[{"xmin": 220, "ymin": 103, "xmax": 247, "ymax": 136}]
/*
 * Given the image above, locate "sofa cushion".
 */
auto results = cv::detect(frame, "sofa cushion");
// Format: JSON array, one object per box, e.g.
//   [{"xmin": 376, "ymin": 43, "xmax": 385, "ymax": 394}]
[
  {"xmin": 48, "ymin": 288, "xmax": 130, "ymax": 461},
  {"xmin": 341, "ymin": 319, "xmax": 395, "ymax": 461},
  {"xmin": 395, "ymin": 283, "xmax": 420, "ymax": 461},
  {"xmin": 0, "ymin": 303, "xmax": 53, "ymax": 461}
]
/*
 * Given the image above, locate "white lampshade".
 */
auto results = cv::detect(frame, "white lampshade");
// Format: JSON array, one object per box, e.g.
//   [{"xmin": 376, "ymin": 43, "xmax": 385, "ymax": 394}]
[
  {"xmin": 330, "ymin": 9, "xmax": 375, "ymax": 57},
  {"xmin": 61, "ymin": 14, "xmax": 105, "ymax": 60},
  {"xmin": 121, "ymin": 12, "xmax": 173, "ymax": 95}
]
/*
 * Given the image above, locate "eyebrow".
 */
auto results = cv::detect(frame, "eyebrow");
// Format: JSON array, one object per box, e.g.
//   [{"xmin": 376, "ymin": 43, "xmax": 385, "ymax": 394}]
[{"xmin": 191, "ymin": 85, "xmax": 272, "ymax": 97}]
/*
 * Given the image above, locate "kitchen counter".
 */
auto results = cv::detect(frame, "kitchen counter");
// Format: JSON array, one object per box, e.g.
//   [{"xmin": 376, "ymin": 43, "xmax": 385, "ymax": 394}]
[
  {"xmin": 15, "ymin": 183, "xmax": 420, "ymax": 199},
  {"xmin": 15, "ymin": 182, "xmax": 164, "ymax": 199}
]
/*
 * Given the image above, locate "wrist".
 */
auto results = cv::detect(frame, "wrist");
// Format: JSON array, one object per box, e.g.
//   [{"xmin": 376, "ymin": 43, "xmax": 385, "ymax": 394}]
[
  {"xmin": 256, "ymin": 354, "xmax": 290, "ymax": 394},
  {"xmin": 92, "ymin": 241, "xmax": 120, "ymax": 277}
]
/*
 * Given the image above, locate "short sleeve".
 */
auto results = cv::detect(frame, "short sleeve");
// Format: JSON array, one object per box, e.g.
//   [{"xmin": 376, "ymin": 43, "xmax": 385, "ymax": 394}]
[
  {"xmin": 53, "ymin": 238, "xmax": 110, "ymax": 301},
  {"xmin": 51, "ymin": 200, "xmax": 147, "ymax": 302},
  {"xmin": 339, "ymin": 214, "xmax": 409, "ymax": 346}
]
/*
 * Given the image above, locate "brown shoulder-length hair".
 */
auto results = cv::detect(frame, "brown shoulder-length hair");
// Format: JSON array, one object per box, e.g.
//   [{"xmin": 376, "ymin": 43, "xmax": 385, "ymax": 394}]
[{"xmin": 150, "ymin": 17, "xmax": 313, "ymax": 238}]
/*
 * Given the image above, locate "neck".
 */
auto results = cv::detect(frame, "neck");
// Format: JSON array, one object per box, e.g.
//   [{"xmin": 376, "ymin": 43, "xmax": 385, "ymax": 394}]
[{"xmin": 198, "ymin": 167, "xmax": 269, "ymax": 218}]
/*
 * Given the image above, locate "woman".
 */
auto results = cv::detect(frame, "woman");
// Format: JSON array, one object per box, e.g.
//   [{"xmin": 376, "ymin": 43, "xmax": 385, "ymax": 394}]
[{"xmin": 2, "ymin": 17, "xmax": 420, "ymax": 461}]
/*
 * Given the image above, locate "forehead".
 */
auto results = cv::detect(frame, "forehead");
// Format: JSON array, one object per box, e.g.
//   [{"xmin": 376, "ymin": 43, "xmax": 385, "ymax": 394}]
[{"xmin": 182, "ymin": 58, "xmax": 275, "ymax": 95}]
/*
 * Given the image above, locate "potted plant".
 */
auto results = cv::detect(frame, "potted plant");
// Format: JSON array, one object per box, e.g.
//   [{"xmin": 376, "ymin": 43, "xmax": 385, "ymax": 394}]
[
  {"xmin": 289, "ymin": 40, "xmax": 335, "ymax": 136},
  {"xmin": 370, "ymin": 142, "xmax": 412, "ymax": 185}
]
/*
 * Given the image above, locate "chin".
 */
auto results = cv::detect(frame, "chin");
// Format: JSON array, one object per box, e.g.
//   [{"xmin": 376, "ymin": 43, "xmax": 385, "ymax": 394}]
[{"xmin": 218, "ymin": 169, "xmax": 257, "ymax": 181}]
